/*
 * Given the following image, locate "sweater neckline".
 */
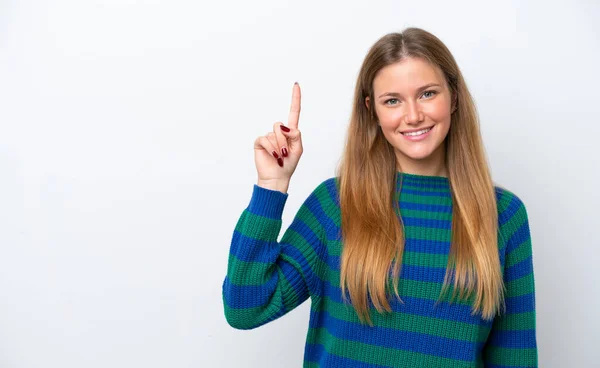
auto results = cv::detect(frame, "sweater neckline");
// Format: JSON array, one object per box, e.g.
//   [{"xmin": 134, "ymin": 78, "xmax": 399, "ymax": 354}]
[
  {"xmin": 397, "ymin": 171, "xmax": 449, "ymax": 181},
  {"xmin": 396, "ymin": 171, "xmax": 450, "ymax": 192}
]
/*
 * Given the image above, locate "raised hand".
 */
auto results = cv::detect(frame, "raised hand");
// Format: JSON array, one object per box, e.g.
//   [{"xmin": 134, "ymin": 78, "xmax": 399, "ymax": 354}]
[{"xmin": 253, "ymin": 82, "xmax": 303, "ymax": 193}]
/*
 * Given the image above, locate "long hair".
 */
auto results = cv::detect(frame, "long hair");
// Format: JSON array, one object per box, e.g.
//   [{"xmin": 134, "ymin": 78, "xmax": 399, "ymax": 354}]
[{"xmin": 337, "ymin": 27, "xmax": 504, "ymax": 325}]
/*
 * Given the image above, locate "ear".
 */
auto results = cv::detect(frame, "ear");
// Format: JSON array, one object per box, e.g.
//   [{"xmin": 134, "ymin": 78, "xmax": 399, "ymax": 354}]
[{"xmin": 365, "ymin": 96, "xmax": 370, "ymax": 110}]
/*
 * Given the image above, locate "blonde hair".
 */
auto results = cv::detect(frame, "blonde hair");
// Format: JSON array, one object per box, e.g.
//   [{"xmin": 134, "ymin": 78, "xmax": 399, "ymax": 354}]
[{"xmin": 337, "ymin": 28, "xmax": 504, "ymax": 325}]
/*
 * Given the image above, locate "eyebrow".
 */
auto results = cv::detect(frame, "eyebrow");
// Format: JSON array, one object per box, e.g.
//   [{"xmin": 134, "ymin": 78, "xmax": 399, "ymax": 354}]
[{"xmin": 378, "ymin": 83, "xmax": 441, "ymax": 99}]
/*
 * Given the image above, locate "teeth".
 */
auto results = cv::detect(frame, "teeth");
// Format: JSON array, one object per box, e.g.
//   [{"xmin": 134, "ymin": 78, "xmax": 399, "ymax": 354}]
[{"xmin": 402, "ymin": 127, "xmax": 431, "ymax": 136}]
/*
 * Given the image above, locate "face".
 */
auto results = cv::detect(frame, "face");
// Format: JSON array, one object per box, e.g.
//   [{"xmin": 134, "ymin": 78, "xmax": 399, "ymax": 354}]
[{"xmin": 366, "ymin": 57, "xmax": 455, "ymax": 175}]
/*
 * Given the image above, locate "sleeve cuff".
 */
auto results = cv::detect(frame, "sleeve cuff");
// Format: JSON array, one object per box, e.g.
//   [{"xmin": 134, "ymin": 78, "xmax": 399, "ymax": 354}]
[{"xmin": 247, "ymin": 184, "xmax": 289, "ymax": 219}]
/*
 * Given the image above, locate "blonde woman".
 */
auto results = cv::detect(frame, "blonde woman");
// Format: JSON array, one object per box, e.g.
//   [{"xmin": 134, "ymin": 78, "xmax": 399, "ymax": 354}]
[{"xmin": 222, "ymin": 27, "xmax": 538, "ymax": 367}]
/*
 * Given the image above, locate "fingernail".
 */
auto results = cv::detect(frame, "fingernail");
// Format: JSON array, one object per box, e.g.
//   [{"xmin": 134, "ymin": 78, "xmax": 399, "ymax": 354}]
[
  {"xmin": 282, "ymin": 147, "xmax": 288, "ymax": 157},
  {"xmin": 294, "ymin": 81, "xmax": 298, "ymax": 85},
  {"xmin": 272, "ymin": 151, "xmax": 279, "ymax": 159},
  {"xmin": 277, "ymin": 158, "xmax": 284, "ymax": 167},
  {"xmin": 280, "ymin": 125, "xmax": 290, "ymax": 132}
]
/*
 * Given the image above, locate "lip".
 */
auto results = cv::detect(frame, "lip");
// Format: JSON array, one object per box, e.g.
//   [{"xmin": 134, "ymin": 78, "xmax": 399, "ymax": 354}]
[
  {"xmin": 401, "ymin": 125, "xmax": 434, "ymax": 141},
  {"xmin": 401, "ymin": 125, "xmax": 434, "ymax": 133}
]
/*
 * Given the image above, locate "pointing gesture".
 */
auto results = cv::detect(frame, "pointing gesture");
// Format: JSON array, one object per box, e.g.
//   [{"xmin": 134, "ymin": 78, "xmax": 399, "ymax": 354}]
[
  {"xmin": 288, "ymin": 82, "xmax": 301, "ymax": 130},
  {"xmin": 254, "ymin": 82, "xmax": 304, "ymax": 193}
]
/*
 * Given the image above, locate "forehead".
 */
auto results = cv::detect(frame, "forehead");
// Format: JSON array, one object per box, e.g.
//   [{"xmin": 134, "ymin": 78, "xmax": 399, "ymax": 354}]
[{"xmin": 373, "ymin": 57, "xmax": 446, "ymax": 92}]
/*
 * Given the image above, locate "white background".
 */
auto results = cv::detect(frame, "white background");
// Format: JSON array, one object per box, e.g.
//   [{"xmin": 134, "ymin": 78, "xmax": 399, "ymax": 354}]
[{"xmin": 1, "ymin": 0, "xmax": 599, "ymax": 367}]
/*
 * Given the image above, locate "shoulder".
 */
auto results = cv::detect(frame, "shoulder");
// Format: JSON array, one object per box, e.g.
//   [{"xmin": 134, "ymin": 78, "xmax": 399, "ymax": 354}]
[
  {"xmin": 494, "ymin": 184, "xmax": 528, "ymax": 221},
  {"xmin": 307, "ymin": 176, "xmax": 340, "ymax": 206},
  {"xmin": 493, "ymin": 183, "xmax": 531, "ymax": 245}
]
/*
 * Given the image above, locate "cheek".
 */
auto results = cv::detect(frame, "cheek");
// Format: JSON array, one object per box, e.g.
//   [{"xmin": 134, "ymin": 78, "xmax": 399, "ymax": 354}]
[
  {"xmin": 426, "ymin": 99, "xmax": 452, "ymax": 121},
  {"xmin": 376, "ymin": 109, "xmax": 404, "ymax": 127}
]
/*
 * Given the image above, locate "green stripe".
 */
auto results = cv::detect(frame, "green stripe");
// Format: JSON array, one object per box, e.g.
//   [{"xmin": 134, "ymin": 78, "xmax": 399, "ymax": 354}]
[
  {"xmin": 403, "ymin": 226, "xmax": 451, "ymax": 241},
  {"xmin": 226, "ymin": 256, "xmax": 276, "ymax": 286},
  {"xmin": 403, "ymin": 208, "xmax": 453, "ymax": 220},
  {"xmin": 483, "ymin": 346, "xmax": 537, "ymax": 366},
  {"xmin": 400, "ymin": 183, "xmax": 451, "ymax": 193},
  {"xmin": 505, "ymin": 274, "xmax": 535, "ymax": 297},
  {"xmin": 399, "ymin": 193, "xmax": 453, "ymax": 205},
  {"xmin": 500, "ymin": 206, "xmax": 528, "ymax": 239},
  {"xmin": 494, "ymin": 311, "xmax": 536, "ymax": 330},
  {"xmin": 323, "ymin": 269, "xmax": 474, "ymax": 306},
  {"xmin": 235, "ymin": 211, "xmax": 282, "ymax": 241},
  {"xmin": 505, "ymin": 238, "xmax": 533, "ymax": 268},
  {"xmin": 223, "ymin": 293, "xmax": 284, "ymax": 328}
]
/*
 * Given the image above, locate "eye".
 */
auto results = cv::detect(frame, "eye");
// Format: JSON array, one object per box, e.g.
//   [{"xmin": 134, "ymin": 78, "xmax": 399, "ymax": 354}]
[
  {"xmin": 422, "ymin": 90, "xmax": 437, "ymax": 98},
  {"xmin": 384, "ymin": 98, "xmax": 399, "ymax": 106}
]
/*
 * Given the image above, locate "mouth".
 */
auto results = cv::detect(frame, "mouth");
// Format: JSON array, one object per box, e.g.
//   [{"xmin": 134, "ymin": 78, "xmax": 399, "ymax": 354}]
[{"xmin": 401, "ymin": 125, "xmax": 434, "ymax": 137}]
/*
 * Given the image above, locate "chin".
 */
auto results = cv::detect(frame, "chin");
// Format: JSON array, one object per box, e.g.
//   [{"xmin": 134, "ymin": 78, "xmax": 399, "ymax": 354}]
[
  {"xmin": 403, "ymin": 152, "xmax": 434, "ymax": 161},
  {"xmin": 396, "ymin": 145, "xmax": 437, "ymax": 160}
]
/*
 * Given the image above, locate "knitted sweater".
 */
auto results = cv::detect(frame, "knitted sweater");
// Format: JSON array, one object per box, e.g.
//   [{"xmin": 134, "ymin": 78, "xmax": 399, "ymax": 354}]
[{"xmin": 222, "ymin": 172, "xmax": 538, "ymax": 367}]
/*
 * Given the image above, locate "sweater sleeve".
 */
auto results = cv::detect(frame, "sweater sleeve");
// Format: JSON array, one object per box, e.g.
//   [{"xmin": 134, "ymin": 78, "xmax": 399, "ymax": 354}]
[
  {"xmin": 222, "ymin": 181, "xmax": 329, "ymax": 330},
  {"xmin": 483, "ymin": 193, "xmax": 538, "ymax": 367}
]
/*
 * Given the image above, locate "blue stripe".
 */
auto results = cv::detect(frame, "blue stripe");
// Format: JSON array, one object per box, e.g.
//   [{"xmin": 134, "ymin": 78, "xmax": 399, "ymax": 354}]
[
  {"xmin": 222, "ymin": 275, "xmax": 281, "ymax": 309},
  {"xmin": 303, "ymin": 183, "xmax": 338, "ymax": 240},
  {"xmin": 506, "ymin": 220, "xmax": 531, "ymax": 254},
  {"xmin": 505, "ymin": 255, "xmax": 533, "ymax": 282},
  {"xmin": 399, "ymin": 174, "xmax": 450, "ymax": 187},
  {"xmin": 279, "ymin": 260, "xmax": 309, "ymax": 303},
  {"xmin": 247, "ymin": 184, "xmax": 287, "ymax": 219},
  {"xmin": 504, "ymin": 293, "xmax": 535, "ymax": 314},
  {"xmin": 322, "ymin": 241, "xmax": 452, "ymax": 275},
  {"xmin": 230, "ymin": 231, "xmax": 278, "ymax": 263},
  {"xmin": 308, "ymin": 309, "xmax": 483, "ymax": 361},
  {"xmin": 400, "ymin": 180, "xmax": 451, "ymax": 190},
  {"xmin": 231, "ymin": 223, "xmax": 327, "ymax": 267},
  {"xmin": 499, "ymin": 194, "xmax": 522, "ymax": 226},
  {"xmin": 401, "ymin": 188, "xmax": 452, "ymax": 197},
  {"xmin": 325, "ymin": 178, "xmax": 341, "ymax": 207},
  {"xmin": 487, "ymin": 329, "xmax": 537, "ymax": 348},
  {"xmin": 399, "ymin": 201, "xmax": 452, "ymax": 213},
  {"xmin": 224, "ymin": 244, "xmax": 314, "ymax": 309},
  {"xmin": 284, "ymin": 219, "xmax": 328, "ymax": 264},
  {"xmin": 405, "ymin": 238, "xmax": 452, "ymax": 254},
  {"xmin": 232, "ymin": 236, "xmax": 453, "ymax": 291},
  {"xmin": 280, "ymin": 241, "xmax": 318, "ymax": 295}
]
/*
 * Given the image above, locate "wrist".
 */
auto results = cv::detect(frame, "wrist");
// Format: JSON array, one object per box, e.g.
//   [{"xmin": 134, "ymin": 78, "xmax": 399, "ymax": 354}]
[{"xmin": 257, "ymin": 179, "xmax": 290, "ymax": 194}]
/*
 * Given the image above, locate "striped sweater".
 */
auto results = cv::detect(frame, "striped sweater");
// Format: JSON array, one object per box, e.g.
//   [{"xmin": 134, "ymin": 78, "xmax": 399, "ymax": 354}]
[{"xmin": 222, "ymin": 172, "xmax": 538, "ymax": 367}]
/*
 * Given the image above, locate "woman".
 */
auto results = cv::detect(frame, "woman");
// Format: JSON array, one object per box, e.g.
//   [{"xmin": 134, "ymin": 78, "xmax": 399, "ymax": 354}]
[{"xmin": 222, "ymin": 27, "xmax": 538, "ymax": 367}]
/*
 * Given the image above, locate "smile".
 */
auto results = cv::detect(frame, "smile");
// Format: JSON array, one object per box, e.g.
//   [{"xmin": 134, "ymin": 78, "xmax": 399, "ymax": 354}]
[
  {"xmin": 401, "ymin": 127, "xmax": 432, "ymax": 136},
  {"xmin": 400, "ymin": 125, "xmax": 434, "ymax": 141}
]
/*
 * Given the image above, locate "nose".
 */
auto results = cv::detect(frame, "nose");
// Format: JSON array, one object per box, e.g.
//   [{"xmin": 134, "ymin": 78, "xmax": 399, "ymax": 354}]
[{"xmin": 404, "ymin": 101, "xmax": 423, "ymax": 125}]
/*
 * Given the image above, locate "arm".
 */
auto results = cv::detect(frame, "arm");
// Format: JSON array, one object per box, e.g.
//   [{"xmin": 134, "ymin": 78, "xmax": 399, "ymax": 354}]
[
  {"xmin": 222, "ymin": 182, "xmax": 328, "ymax": 330},
  {"xmin": 483, "ymin": 194, "xmax": 538, "ymax": 367}
]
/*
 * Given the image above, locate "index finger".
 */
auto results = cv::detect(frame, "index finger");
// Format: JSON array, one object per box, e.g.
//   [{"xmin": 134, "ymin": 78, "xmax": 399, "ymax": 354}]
[{"xmin": 287, "ymin": 82, "xmax": 301, "ymax": 129}]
